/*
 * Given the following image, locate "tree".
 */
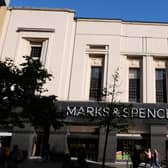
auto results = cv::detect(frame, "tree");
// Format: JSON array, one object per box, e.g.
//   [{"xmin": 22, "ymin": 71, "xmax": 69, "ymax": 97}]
[
  {"xmin": 0, "ymin": 58, "xmax": 24, "ymax": 127},
  {"xmin": 101, "ymin": 68, "xmax": 129, "ymax": 168},
  {"xmin": 0, "ymin": 56, "xmax": 64, "ymax": 155},
  {"xmin": 24, "ymin": 95, "xmax": 64, "ymax": 156},
  {"xmin": 18, "ymin": 56, "xmax": 64, "ymax": 156},
  {"xmin": 19, "ymin": 56, "xmax": 52, "ymax": 98}
]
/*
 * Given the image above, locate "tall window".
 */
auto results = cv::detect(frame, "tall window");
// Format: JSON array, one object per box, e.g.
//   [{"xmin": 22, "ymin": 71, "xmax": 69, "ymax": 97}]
[
  {"xmin": 155, "ymin": 69, "xmax": 167, "ymax": 103},
  {"xmin": 129, "ymin": 68, "xmax": 140, "ymax": 102},
  {"xmin": 89, "ymin": 55, "xmax": 104, "ymax": 101},
  {"xmin": 89, "ymin": 66, "xmax": 103, "ymax": 101},
  {"xmin": 88, "ymin": 45, "xmax": 107, "ymax": 101}
]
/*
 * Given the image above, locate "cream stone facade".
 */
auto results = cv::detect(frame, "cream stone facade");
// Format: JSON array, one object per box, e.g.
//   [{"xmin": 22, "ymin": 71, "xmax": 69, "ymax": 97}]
[
  {"xmin": 2, "ymin": 8, "xmax": 168, "ymax": 103},
  {"xmin": 0, "ymin": 0, "xmax": 8, "ymax": 38},
  {"xmin": 1, "ymin": 7, "xmax": 168, "ymax": 164}
]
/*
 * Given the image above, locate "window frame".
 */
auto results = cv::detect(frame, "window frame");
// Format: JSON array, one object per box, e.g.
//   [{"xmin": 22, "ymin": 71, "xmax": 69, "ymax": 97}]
[
  {"xmin": 30, "ymin": 41, "xmax": 43, "ymax": 59},
  {"xmin": 155, "ymin": 68, "xmax": 167, "ymax": 103},
  {"xmin": 88, "ymin": 55, "xmax": 105, "ymax": 101},
  {"xmin": 154, "ymin": 59, "xmax": 168, "ymax": 103},
  {"xmin": 89, "ymin": 66, "xmax": 104, "ymax": 101},
  {"xmin": 128, "ymin": 57, "xmax": 142, "ymax": 103},
  {"xmin": 21, "ymin": 37, "xmax": 49, "ymax": 65},
  {"xmin": 128, "ymin": 67, "xmax": 141, "ymax": 103}
]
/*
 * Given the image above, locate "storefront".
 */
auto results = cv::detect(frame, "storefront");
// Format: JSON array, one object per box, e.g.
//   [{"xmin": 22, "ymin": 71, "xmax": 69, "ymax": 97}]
[
  {"xmin": 116, "ymin": 133, "xmax": 150, "ymax": 162},
  {"xmin": 9, "ymin": 101, "xmax": 168, "ymax": 163},
  {"xmin": 56, "ymin": 101, "xmax": 168, "ymax": 162}
]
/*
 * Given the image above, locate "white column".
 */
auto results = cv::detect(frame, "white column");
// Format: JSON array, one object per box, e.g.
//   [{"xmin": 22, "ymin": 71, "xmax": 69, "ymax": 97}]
[{"xmin": 145, "ymin": 55, "xmax": 155, "ymax": 103}]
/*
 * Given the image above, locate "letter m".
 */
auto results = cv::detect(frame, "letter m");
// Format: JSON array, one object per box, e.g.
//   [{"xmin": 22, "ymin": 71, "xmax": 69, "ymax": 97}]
[{"xmin": 67, "ymin": 106, "xmax": 77, "ymax": 116}]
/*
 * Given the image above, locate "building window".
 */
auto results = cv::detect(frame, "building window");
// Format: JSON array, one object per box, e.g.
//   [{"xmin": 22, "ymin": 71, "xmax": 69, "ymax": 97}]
[
  {"xmin": 21, "ymin": 38, "xmax": 48, "ymax": 64},
  {"xmin": 89, "ymin": 56, "xmax": 104, "ymax": 101},
  {"xmin": 89, "ymin": 66, "xmax": 103, "ymax": 101},
  {"xmin": 129, "ymin": 68, "xmax": 140, "ymax": 102},
  {"xmin": 30, "ymin": 42, "xmax": 42, "ymax": 59},
  {"xmin": 87, "ymin": 45, "xmax": 107, "ymax": 101},
  {"xmin": 155, "ymin": 69, "xmax": 167, "ymax": 103},
  {"xmin": 89, "ymin": 45, "xmax": 106, "ymax": 50}
]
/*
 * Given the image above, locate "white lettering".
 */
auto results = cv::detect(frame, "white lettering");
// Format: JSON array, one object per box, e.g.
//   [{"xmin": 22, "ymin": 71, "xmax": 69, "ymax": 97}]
[
  {"xmin": 166, "ymin": 109, "xmax": 168, "ymax": 119},
  {"xmin": 86, "ymin": 106, "xmax": 95, "ymax": 117},
  {"xmin": 112, "ymin": 107, "xmax": 120, "ymax": 117},
  {"xmin": 67, "ymin": 106, "xmax": 77, "ymax": 116},
  {"xmin": 95, "ymin": 107, "xmax": 104, "ymax": 117},
  {"xmin": 156, "ymin": 109, "xmax": 165, "ymax": 119},
  {"xmin": 147, "ymin": 109, "xmax": 156, "ymax": 119},
  {"xmin": 66, "ymin": 105, "xmax": 168, "ymax": 120},
  {"xmin": 139, "ymin": 108, "xmax": 146, "ymax": 119},
  {"xmin": 131, "ymin": 108, "xmax": 138, "ymax": 118},
  {"xmin": 102, "ymin": 107, "xmax": 110, "ymax": 117},
  {"xmin": 77, "ymin": 106, "xmax": 85, "ymax": 116},
  {"xmin": 122, "ymin": 108, "xmax": 129, "ymax": 118}
]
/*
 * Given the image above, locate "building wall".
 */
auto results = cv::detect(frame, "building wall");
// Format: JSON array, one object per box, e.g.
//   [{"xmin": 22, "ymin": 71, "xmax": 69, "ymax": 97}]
[
  {"xmin": 0, "ymin": 6, "xmax": 7, "ymax": 38},
  {"xmin": 1, "ymin": 8, "xmax": 168, "ymax": 104},
  {"xmin": 69, "ymin": 19, "xmax": 122, "ymax": 101},
  {"xmin": 69, "ymin": 19, "xmax": 168, "ymax": 104},
  {"xmin": 0, "ymin": 8, "xmax": 76, "ymax": 100}
]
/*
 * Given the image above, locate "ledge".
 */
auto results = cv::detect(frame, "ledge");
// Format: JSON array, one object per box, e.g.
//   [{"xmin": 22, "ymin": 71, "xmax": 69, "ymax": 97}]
[{"xmin": 17, "ymin": 27, "xmax": 55, "ymax": 33}]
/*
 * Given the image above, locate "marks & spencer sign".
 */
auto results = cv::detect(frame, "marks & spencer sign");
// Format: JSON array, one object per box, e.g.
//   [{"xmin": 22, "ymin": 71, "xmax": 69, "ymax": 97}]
[{"xmin": 57, "ymin": 101, "xmax": 168, "ymax": 120}]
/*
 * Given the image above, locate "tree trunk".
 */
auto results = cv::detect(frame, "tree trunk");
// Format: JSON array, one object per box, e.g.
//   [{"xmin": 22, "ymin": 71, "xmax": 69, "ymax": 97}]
[{"xmin": 42, "ymin": 126, "xmax": 50, "ymax": 160}]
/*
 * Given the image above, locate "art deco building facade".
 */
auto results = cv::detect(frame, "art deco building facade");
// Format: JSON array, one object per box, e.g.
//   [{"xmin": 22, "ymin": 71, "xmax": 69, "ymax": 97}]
[{"xmin": 1, "ymin": 7, "xmax": 168, "ymax": 163}]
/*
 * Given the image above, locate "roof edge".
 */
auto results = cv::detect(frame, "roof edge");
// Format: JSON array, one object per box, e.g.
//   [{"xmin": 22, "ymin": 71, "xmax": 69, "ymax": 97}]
[
  {"xmin": 76, "ymin": 17, "xmax": 168, "ymax": 26},
  {"xmin": 9, "ymin": 6, "xmax": 75, "ymax": 13},
  {"xmin": 7, "ymin": 7, "xmax": 168, "ymax": 26}
]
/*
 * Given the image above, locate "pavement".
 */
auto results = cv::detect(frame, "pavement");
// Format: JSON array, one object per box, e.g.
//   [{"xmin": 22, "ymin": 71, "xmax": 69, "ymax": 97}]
[
  {"xmin": 13, "ymin": 158, "xmax": 166, "ymax": 168},
  {"xmin": 18, "ymin": 159, "xmax": 62, "ymax": 168},
  {"xmin": 19, "ymin": 159, "xmax": 167, "ymax": 168},
  {"xmin": 17, "ymin": 158, "xmax": 128, "ymax": 168}
]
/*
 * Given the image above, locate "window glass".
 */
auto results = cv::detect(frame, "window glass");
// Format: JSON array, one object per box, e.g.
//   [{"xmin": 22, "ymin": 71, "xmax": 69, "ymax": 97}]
[
  {"xmin": 30, "ymin": 46, "xmax": 42, "ymax": 58},
  {"xmin": 89, "ymin": 66, "xmax": 103, "ymax": 101},
  {"xmin": 30, "ymin": 42, "xmax": 42, "ymax": 59},
  {"xmin": 129, "ymin": 68, "xmax": 140, "ymax": 102},
  {"xmin": 156, "ymin": 69, "xmax": 167, "ymax": 103},
  {"xmin": 89, "ymin": 45, "xmax": 106, "ymax": 50}
]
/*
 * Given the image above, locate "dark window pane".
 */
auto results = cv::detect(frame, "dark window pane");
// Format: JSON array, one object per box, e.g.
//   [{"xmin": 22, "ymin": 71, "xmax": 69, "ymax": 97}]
[
  {"xmin": 89, "ymin": 67, "xmax": 103, "ymax": 101},
  {"xmin": 0, "ymin": 0, "xmax": 6, "ymax": 6},
  {"xmin": 129, "ymin": 68, "xmax": 140, "ymax": 102},
  {"xmin": 156, "ymin": 69, "xmax": 167, "ymax": 103},
  {"xmin": 89, "ymin": 45, "xmax": 106, "ymax": 50},
  {"xmin": 30, "ymin": 46, "xmax": 42, "ymax": 58}
]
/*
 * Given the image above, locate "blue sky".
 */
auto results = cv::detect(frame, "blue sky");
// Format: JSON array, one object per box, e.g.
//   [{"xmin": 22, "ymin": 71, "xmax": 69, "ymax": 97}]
[{"xmin": 9, "ymin": 0, "xmax": 168, "ymax": 22}]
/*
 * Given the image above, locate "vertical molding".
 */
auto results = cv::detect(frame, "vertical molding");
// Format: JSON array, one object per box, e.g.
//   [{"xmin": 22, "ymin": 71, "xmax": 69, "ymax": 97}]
[
  {"xmin": 0, "ymin": 9, "xmax": 11, "ymax": 60},
  {"xmin": 144, "ymin": 55, "xmax": 147, "ymax": 103},
  {"xmin": 147, "ymin": 56, "xmax": 155, "ymax": 103},
  {"xmin": 165, "ymin": 61, "xmax": 168, "ymax": 103},
  {"xmin": 140, "ymin": 56, "xmax": 143, "ymax": 103},
  {"xmin": 41, "ymin": 39, "xmax": 49, "ymax": 66},
  {"xmin": 142, "ymin": 37, "xmax": 145, "ymax": 53},
  {"xmin": 67, "ymin": 20, "xmax": 77, "ymax": 100},
  {"xmin": 105, "ymin": 52, "xmax": 109, "ymax": 90},
  {"xmin": 145, "ymin": 37, "xmax": 148, "ymax": 54},
  {"xmin": 13, "ymin": 31, "xmax": 20, "ymax": 62},
  {"xmin": 167, "ymin": 38, "xmax": 168, "ymax": 54}
]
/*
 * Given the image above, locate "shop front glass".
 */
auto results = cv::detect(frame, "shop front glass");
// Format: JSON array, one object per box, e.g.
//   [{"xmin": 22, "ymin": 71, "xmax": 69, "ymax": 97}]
[
  {"xmin": 68, "ymin": 137, "xmax": 98, "ymax": 161},
  {"xmin": 116, "ymin": 134, "xmax": 150, "ymax": 162},
  {"xmin": 67, "ymin": 125, "xmax": 99, "ymax": 161}
]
